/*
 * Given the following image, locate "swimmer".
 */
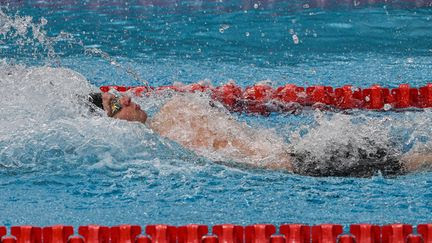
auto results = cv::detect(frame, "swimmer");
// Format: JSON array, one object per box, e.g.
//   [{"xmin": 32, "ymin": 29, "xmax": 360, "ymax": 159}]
[{"xmin": 87, "ymin": 92, "xmax": 432, "ymax": 177}]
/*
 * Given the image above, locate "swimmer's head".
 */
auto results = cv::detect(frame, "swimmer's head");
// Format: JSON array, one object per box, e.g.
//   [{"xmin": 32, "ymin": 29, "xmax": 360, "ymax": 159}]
[{"xmin": 87, "ymin": 92, "xmax": 147, "ymax": 124}]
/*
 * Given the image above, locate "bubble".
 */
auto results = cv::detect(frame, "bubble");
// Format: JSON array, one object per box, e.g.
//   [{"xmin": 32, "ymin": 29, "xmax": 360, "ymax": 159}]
[
  {"xmin": 245, "ymin": 32, "xmax": 250, "ymax": 37},
  {"xmin": 292, "ymin": 34, "xmax": 299, "ymax": 44},
  {"xmin": 384, "ymin": 104, "xmax": 392, "ymax": 111},
  {"xmin": 219, "ymin": 24, "xmax": 230, "ymax": 33},
  {"xmin": 253, "ymin": 3, "xmax": 259, "ymax": 9},
  {"xmin": 40, "ymin": 17, "xmax": 47, "ymax": 25}
]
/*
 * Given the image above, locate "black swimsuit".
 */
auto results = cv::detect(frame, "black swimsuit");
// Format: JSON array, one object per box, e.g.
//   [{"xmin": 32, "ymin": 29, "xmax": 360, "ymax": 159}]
[{"xmin": 290, "ymin": 146, "xmax": 405, "ymax": 178}]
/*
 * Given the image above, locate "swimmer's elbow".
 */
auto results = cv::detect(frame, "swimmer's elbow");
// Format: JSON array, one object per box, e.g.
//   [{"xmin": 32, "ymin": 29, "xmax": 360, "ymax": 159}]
[{"xmin": 402, "ymin": 153, "xmax": 432, "ymax": 172}]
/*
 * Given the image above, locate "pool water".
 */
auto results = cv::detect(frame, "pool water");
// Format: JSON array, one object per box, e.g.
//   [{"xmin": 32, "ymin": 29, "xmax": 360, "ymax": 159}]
[{"xmin": 1, "ymin": 0, "xmax": 432, "ymax": 227}]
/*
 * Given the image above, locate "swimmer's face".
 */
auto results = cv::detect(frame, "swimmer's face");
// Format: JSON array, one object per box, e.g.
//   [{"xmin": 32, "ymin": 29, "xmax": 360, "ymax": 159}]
[{"xmin": 102, "ymin": 93, "xmax": 147, "ymax": 124}]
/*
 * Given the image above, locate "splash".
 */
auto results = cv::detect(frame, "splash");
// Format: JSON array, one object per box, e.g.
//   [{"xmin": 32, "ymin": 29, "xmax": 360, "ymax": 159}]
[
  {"xmin": 84, "ymin": 48, "xmax": 150, "ymax": 88},
  {"xmin": 0, "ymin": 9, "xmax": 147, "ymax": 87},
  {"xmin": 0, "ymin": 9, "xmax": 77, "ymax": 64},
  {"xmin": 0, "ymin": 9, "xmax": 187, "ymax": 174},
  {"xmin": 0, "ymin": 63, "xmax": 201, "ymax": 176}
]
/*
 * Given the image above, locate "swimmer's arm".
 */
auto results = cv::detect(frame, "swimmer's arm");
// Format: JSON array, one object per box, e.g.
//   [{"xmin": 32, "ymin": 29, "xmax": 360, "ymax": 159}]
[
  {"xmin": 185, "ymin": 121, "xmax": 294, "ymax": 172},
  {"xmin": 401, "ymin": 152, "xmax": 432, "ymax": 172},
  {"xmin": 213, "ymin": 136, "xmax": 293, "ymax": 171}
]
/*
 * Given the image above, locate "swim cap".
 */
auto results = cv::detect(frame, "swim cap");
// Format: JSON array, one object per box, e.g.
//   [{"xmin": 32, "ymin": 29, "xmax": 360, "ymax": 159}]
[{"xmin": 88, "ymin": 93, "xmax": 104, "ymax": 110}]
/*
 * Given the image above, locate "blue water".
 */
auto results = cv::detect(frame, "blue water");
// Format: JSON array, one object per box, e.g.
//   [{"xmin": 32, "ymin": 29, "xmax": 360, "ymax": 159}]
[{"xmin": 1, "ymin": 0, "xmax": 432, "ymax": 229}]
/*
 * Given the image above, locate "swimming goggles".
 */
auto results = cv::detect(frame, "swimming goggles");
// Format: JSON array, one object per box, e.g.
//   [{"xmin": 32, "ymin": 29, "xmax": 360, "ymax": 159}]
[{"xmin": 110, "ymin": 96, "xmax": 122, "ymax": 116}]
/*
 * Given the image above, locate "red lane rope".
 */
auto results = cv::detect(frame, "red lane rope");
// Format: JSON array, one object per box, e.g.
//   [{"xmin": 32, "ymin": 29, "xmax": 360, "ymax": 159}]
[
  {"xmin": 0, "ymin": 224, "xmax": 430, "ymax": 243},
  {"xmin": 100, "ymin": 83, "xmax": 432, "ymax": 113}
]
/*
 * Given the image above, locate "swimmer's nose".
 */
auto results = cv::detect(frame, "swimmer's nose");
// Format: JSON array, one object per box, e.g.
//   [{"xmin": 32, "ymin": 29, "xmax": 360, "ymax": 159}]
[{"xmin": 120, "ymin": 96, "xmax": 131, "ymax": 106}]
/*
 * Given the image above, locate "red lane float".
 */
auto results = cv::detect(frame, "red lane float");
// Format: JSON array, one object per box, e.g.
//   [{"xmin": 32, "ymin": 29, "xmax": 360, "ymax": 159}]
[
  {"xmin": 349, "ymin": 224, "xmax": 380, "ymax": 243},
  {"xmin": 0, "ymin": 227, "xmax": 6, "ymax": 241},
  {"xmin": 311, "ymin": 224, "xmax": 343, "ymax": 243},
  {"xmin": 362, "ymin": 85, "xmax": 387, "ymax": 109},
  {"xmin": 145, "ymin": 225, "xmax": 176, "ymax": 243},
  {"xmin": 406, "ymin": 234, "xmax": 423, "ymax": 243},
  {"xmin": 334, "ymin": 85, "xmax": 362, "ymax": 109},
  {"xmin": 419, "ymin": 84, "xmax": 432, "ymax": 108},
  {"xmin": 382, "ymin": 224, "xmax": 413, "ymax": 243},
  {"xmin": 417, "ymin": 223, "xmax": 432, "ymax": 242},
  {"xmin": 11, "ymin": 226, "xmax": 42, "ymax": 243},
  {"xmin": 135, "ymin": 235, "xmax": 151, "ymax": 243},
  {"xmin": 177, "ymin": 225, "xmax": 207, "ymax": 243},
  {"xmin": 100, "ymin": 83, "xmax": 432, "ymax": 114},
  {"xmin": 279, "ymin": 224, "xmax": 310, "ymax": 243},
  {"xmin": 242, "ymin": 84, "xmax": 274, "ymax": 114},
  {"xmin": 201, "ymin": 235, "xmax": 218, "ymax": 243},
  {"xmin": 274, "ymin": 84, "xmax": 305, "ymax": 104},
  {"xmin": 111, "ymin": 225, "xmax": 141, "ymax": 243},
  {"xmin": 269, "ymin": 235, "xmax": 285, "ymax": 243},
  {"xmin": 212, "ymin": 224, "xmax": 244, "ymax": 243},
  {"xmin": 337, "ymin": 235, "xmax": 356, "ymax": 243},
  {"xmin": 67, "ymin": 236, "xmax": 83, "ymax": 243},
  {"xmin": 78, "ymin": 225, "xmax": 110, "ymax": 243},
  {"xmin": 211, "ymin": 83, "xmax": 243, "ymax": 112},
  {"xmin": 245, "ymin": 224, "xmax": 276, "ymax": 243},
  {"xmin": 1, "ymin": 237, "xmax": 16, "ymax": 243},
  {"xmin": 3, "ymin": 224, "xmax": 432, "ymax": 243},
  {"xmin": 43, "ymin": 225, "xmax": 73, "ymax": 243}
]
